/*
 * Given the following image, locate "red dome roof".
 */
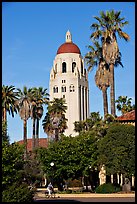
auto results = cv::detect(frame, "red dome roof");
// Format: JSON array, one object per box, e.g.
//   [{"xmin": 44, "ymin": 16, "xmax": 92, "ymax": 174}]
[{"xmin": 57, "ymin": 42, "xmax": 81, "ymax": 54}]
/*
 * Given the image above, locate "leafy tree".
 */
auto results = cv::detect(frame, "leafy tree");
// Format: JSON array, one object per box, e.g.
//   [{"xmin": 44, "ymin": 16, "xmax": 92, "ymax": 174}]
[
  {"xmin": 2, "ymin": 142, "xmax": 24, "ymax": 190},
  {"xmin": 2, "ymin": 140, "xmax": 34, "ymax": 202},
  {"xmin": 90, "ymin": 10, "xmax": 129, "ymax": 116},
  {"xmin": 37, "ymin": 131, "xmax": 98, "ymax": 190},
  {"xmin": 115, "ymin": 96, "xmax": 135, "ymax": 115},
  {"xmin": 74, "ymin": 120, "xmax": 86, "ymax": 133},
  {"xmin": 2, "ymin": 85, "xmax": 18, "ymax": 124},
  {"xmin": 97, "ymin": 123, "xmax": 135, "ymax": 178},
  {"xmin": 74, "ymin": 112, "xmax": 103, "ymax": 133}
]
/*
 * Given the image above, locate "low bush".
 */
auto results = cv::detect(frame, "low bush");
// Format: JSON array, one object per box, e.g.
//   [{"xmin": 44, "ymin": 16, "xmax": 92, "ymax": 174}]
[
  {"xmin": 2, "ymin": 183, "xmax": 35, "ymax": 202},
  {"xmin": 67, "ymin": 179, "xmax": 83, "ymax": 187},
  {"xmin": 95, "ymin": 183, "xmax": 121, "ymax": 194}
]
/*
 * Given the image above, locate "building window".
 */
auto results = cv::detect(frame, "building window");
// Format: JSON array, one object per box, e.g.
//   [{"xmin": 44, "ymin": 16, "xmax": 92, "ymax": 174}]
[
  {"xmin": 72, "ymin": 62, "xmax": 76, "ymax": 73},
  {"xmin": 62, "ymin": 86, "xmax": 66, "ymax": 92},
  {"xmin": 63, "ymin": 95, "xmax": 65, "ymax": 98},
  {"xmin": 62, "ymin": 62, "xmax": 67, "ymax": 73},
  {"xmin": 70, "ymin": 84, "xmax": 75, "ymax": 92},
  {"xmin": 55, "ymin": 64, "xmax": 57, "ymax": 73},
  {"xmin": 53, "ymin": 86, "xmax": 58, "ymax": 93},
  {"xmin": 62, "ymin": 80, "xmax": 66, "ymax": 83},
  {"xmin": 81, "ymin": 60, "xmax": 83, "ymax": 74}
]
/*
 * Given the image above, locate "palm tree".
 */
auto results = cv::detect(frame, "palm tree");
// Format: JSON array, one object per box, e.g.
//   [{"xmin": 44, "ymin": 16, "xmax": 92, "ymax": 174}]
[
  {"xmin": 17, "ymin": 86, "xmax": 32, "ymax": 158},
  {"xmin": 30, "ymin": 87, "xmax": 49, "ymax": 150},
  {"xmin": 42, "ymin": 112, "xmax": 54, "ymax": 140},
  {"xmin": 2, "ymin": 85, "xmax": 19, "ymax": 123},
  {"xmin": 90, "ymin": 9, "xmax": 129, "ymax": 116},
  {"xmin": 85, "ymin": 41, "xmax": 110, "ymax": 118},
  {"xmin": 115, "ymin": 96, "xmax": 135, "ymax": 115},
  {"xmin": 42, "ymin": 98, "xmax": 67, "ymax": 142}
]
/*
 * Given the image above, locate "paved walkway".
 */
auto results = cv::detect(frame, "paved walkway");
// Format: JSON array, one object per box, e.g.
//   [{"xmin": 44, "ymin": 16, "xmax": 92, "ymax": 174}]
[{"xmin": 36, "ymin": 188, "xmax": 135, "ymax": 198}]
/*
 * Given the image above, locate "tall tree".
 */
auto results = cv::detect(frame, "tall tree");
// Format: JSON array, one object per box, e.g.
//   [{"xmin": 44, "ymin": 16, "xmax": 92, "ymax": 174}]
[
  {"xmin": 90, "ymin": 10, "xmax": 129, "ymax": 116},
  {"xmin": 30, "ymin": 87, "xmax": 49, "ymax": 150},
  {"xmin": 85, "ymin": 41, "xmax": 110, "ymax": 118},
  {"xmin": 2, "ymin": 85, "xmax": 18, "ymax": 124},
  {"xmin": 17, "ymin": 86, "xmax": 32, "ymax": 158}
]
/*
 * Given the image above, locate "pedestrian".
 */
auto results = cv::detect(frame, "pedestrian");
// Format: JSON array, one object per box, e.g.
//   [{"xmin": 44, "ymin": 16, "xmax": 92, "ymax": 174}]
[{"xmin": 47, "ymin": 182, "xmax": 54, "ymax": 197}]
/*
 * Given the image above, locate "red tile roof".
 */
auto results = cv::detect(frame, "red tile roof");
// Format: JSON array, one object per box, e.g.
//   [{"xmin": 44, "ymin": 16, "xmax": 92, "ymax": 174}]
[
  {"xmin": 57, "ymin": 42, "xmax": 81, "ymax": 54},
  {"xmin": 17, "ymin": 138, "xmax": 48, "ymax": 152},
  {"xmin": 116, "ymin": 110, "xmax": 135, "ymax": 121}
]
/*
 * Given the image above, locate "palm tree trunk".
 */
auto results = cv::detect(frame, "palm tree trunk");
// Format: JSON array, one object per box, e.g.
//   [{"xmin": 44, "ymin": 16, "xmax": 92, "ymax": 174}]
[
  {"xmin": 55, "ymin": 128, "xmax": 59, "ymax": 141},
  {"xmin": 36, "ymin": 118, "xmax": 39, "ymax": 148},
  {"xmin": 3, "ymin": 107, "xmax": 7, "ymax": 122},
  {"xmin": 24, "ymin": 119, "xmax": 27, "ymax": 159},
  {"xmin": 32, "ymin": 118, "xmax": 36, "ymax": 151},
  {"xmin": 110, "ymin": 63, "xmax": 116, "ymax": 117},
  {"xmin": 102, "ymin": 86, "xmax": 108, "ymax": 119}
]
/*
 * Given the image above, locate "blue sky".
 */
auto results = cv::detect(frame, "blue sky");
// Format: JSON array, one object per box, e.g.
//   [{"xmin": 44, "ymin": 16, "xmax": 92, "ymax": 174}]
[{"xmin": 2, "ymin": 2, "xmax": 135, "ymax": 143}]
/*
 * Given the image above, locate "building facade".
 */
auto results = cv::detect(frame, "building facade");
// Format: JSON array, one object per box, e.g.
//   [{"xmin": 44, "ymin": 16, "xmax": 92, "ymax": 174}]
[{"xmin": 49, "ymin": 31, "xmax": 89, "ymax": 136}]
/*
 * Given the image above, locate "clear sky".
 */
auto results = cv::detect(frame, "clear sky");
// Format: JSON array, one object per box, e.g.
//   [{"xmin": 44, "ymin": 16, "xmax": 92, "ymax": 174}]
[{"xmin": 2, "ymin": 2, "xmax": 135, "ymax": 144}]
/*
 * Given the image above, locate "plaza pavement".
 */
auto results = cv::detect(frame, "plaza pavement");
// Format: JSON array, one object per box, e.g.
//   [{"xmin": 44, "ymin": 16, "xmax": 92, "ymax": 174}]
[{"xmin": 36, "ymin": 188, "xmax": 135, "ymax": 198}]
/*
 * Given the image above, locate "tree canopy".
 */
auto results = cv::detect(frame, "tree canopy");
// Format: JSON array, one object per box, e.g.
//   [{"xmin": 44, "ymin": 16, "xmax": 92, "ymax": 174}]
[{"xmin": 97, "ymin": 123, "xmax": 135, "ymax": 177}]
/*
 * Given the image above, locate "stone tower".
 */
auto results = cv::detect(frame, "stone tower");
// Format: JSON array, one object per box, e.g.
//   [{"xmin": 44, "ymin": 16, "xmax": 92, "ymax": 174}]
[{"xmin": 49, "ymin": 31, "xmax": 89, "ymax": 136}]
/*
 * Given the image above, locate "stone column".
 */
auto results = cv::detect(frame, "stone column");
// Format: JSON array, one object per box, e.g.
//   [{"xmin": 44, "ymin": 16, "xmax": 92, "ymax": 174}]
[
  {"xmin": 117, "ymin": 173, "xmax": 120, "ymax": 184},
  {"xmin": 120, "ymin": 174, "xmax": 123, "ymax": 186},
  {"xmin": 111, "ymin": 174, "xmax": 113, "ymax": 183},
  {"xmin": 132, "ymin": 174, "xmax": 135, "ymax": 187},
  {"xmin": 81, "ymin": 85, "xmax": 83, "ymax": 120},
  {"xmin": 83, "ymin": 87, "xmax": 86, "ymax": 120},
  {"xmin": 87, "ymin": 89, "xmax": 89, "ymax": 118}
]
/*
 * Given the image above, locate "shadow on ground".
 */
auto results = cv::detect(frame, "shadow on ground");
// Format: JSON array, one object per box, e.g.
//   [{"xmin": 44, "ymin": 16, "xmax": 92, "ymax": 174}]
[{"xmin": 34, "ymin": 198, "xmax": 81, "ymax": 202}]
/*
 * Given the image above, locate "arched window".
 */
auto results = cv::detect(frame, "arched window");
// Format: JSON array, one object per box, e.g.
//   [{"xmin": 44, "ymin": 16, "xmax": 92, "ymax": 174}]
[
  {"xmin": 69, "ymin": 84, "xmax": 75, "ymax": 92},
  {"xmin": 72, "ymin": 62, "xmax": 76, "ymax": 73},
  {"xmin": 55, "ymin": 64, "xmax": 57, "ymax": 73},
  {"xmin": 62, "ymin": 62, "xmax": 67, "ymax": 73},
  {"xmin": 53, "ymin": 86, "xmax": 58, "ymax": 93},
  {"xmin": 61, "ymin": 86, "xmax": 66, "ymax": 92}
]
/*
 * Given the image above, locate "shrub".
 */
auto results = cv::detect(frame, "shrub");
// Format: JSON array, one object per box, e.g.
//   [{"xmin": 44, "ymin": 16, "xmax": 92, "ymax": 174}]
[
  {"xmin": 65, "ymin": 189, "xmax": 72, "ymax": 194},
  {"xmin": 2, "ymin": 183, "xmax": 35, "ymax": 202},
  {"xmin": 67, "ymin": 179, "xmax": 83, "ymax": 187},
  {"xmin": 95, "ymin": 183, "xmax": 121, "ymax": 194}
]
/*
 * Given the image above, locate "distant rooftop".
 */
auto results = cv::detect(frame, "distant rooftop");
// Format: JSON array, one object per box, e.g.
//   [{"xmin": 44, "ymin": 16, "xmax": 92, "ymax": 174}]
[
  {"xmin": 116, "ymin": 110, "xmax": 135, "ymax": 121},
  {"xmin": 17, "ymin": 138, "xmax": 48, "ymax": 152}
]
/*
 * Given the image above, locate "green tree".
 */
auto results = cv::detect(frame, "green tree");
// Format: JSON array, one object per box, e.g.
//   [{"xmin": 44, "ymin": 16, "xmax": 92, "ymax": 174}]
[
  {"xmin": 90, "ymin": 10, "xmax": 129, "ymax": 116},
  {"xmin": 2, "ymin": 141, "xmax": 34, "ymax": 202},
  {"xmin": 37, "ymin": 131, "xmax": 98, "ymax": 190},
  {"xmin": 42, "ymin": 98, "xmax": 67, "ymax": 141},
  {"xmin": 2, "ymin": 85, "xmax": 18, "ymax": 124},
  {"xmin": 97, "ymin": 123, "xmax": 135, "ymax": 178},
  {"xmin": 115, "ymin": 96, "xmax": 135, "ymax": 115},
  {"xmin": 74, "ymin": 112, "xmax": 103, "ymax": 133},
  {"xmin": 74, "ymin": 120, "xmax": 86, "ymax": 133}
]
